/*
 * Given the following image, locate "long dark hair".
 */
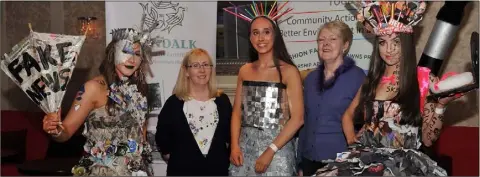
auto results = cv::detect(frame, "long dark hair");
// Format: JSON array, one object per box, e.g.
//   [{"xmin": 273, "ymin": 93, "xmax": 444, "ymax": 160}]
[
  {"xmin": 353, "ymin": 33, "xmax": 421, "ymax": 129},
  {"xmin": 248, "ymin": 16, "xmax": 296, "ymax": 83},
  {"xmin": 99, "ymin": 40, "xmax": 149, "ymax": 115}
]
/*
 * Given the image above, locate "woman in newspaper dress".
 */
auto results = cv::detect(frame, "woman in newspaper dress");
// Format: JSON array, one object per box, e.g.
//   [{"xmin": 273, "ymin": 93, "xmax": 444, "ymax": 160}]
[
  {"xmin": 313, "ymin": 1, "xmax": 467, "ymax": 176},
  {"xmin": 42, "ymin": 15, "xmax": 158, "ymax": 176},
  {"xmin": 227, "ymin": 3, "xmax": 305, "ymax": 176}
]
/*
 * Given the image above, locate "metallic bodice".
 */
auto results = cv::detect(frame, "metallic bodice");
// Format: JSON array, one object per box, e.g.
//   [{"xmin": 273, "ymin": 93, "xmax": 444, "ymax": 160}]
[{"xmin": 241, "ymin": 80, "xmax": 290, "ymax": 130}]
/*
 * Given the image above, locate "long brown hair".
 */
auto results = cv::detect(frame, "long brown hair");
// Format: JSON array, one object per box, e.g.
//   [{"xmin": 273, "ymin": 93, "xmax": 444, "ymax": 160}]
[
  {"xmin": 353, "ymin": 33, "xmax": 421, "ymax": 129},
  {"xmin": 99, "ymin": 40, "xmax": 149, "ymax": 115},
  {"xmin": 248, "ymin": 16, "xmax": 296, "ymax": 84}
]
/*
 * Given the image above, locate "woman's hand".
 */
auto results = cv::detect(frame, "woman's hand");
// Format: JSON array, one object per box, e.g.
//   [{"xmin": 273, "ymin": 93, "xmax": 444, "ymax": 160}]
[
  {"xmin": 346, "ymin": 136, "xmax": 359, "ymax": 145},
  {"xmin": 42, "ymin": 111, "xmax": 63, "ymax": 135},
  {"xmin": 298, "ymin": 169, "xmax": 303, "ymax": 176},
  {"xmin": 230, "ymin": 146, "xmax": 244, "ymax": 167},
  {"xmin": 432, "ymin": 72, "xmax": 468, "ymax": 107},
  {"xmin": 437, "ymin": 92, "xmax": 465, "ymax": 107},
  {"xmin": 254, "ymin": 148, "xmax": 275, "ymax": 174}
]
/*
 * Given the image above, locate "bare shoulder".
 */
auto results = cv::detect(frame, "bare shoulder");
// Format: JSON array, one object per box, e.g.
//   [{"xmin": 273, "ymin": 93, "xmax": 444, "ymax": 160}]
[
  {"xmin": 239, "ymin": 63, "xmax": 252, "ymax": 72},
  {"xmin": 281, "ymin": 62, "xmax": 300, "ymax": 76},
  {"xmin": 238, "ymin": 63, "xmax": 252, "ymax": 78},
  {"xmin": 278, "ymin": 62, "xmax": 300, "ymax": 85},
  {"xmin": 84, "ymin": 76, "xmax": 108, "ymax": 94}
]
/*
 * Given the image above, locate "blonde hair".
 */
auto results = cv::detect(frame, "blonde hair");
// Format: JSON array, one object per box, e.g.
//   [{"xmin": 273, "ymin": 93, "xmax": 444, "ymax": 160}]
[
  {"xmin": 173, "ymin": 48, "xmax": 219, "ymax": 100},
  {"xmin": 318, "ymin": 20, "xmax": 353, "ymax": 55}
]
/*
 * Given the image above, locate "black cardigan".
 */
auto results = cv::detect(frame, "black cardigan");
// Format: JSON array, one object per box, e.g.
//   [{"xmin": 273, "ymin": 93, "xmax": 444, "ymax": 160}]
[{"xmin": 156, "ymin": 93, "xmax": 232, "ymax": 176}]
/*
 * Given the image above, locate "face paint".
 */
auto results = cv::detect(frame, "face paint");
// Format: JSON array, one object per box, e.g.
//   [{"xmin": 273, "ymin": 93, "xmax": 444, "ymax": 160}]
[{"xmin": 114, "ymin": 40, "xmax": 135, "ymax": 65}]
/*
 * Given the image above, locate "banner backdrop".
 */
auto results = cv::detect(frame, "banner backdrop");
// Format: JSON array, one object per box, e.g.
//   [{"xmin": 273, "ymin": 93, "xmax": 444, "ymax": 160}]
[
  {"xmin": 105, "ymin": 1, "xmax": 217, "ymax": 173},
  {"xmin": 278, "ymin": 1, "xmax": 375, "ymax": 72}
]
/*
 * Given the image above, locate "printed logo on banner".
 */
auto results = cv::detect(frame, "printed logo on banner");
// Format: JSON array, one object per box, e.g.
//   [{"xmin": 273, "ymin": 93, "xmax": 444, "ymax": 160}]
[
  {"xmin": 139, "ymin": 2, "xmax": 196, "ymax": 58},
  {"xmin": 139, "ymin": 1, "xmax": 186, "ymax": 34}
]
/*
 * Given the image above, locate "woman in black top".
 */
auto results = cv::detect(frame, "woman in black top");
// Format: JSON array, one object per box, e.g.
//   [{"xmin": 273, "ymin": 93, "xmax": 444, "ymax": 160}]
[{"xmin": 156, "ymin": 48, "xmax": 232, "ymax": 176}]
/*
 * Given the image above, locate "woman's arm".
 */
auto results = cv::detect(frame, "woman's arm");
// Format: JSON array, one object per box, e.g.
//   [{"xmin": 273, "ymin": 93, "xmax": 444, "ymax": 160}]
[
  {"xmin": 342, "ymin": 87, "xmax": 362, "ymax": 145},
  {"xmin": 230, "ymin": 65, "xmax": 246, "ymax": 166},
  {"xmin": 422, "ymin": 74, "xmax": 447, "ymax": 147},
  {"xmin": 44, "ymin": 79, "xmax": 106, "ymax": 142},
  {"xmin": 270, "ymin": 66, "xmax": 304, "ymax": 151}
]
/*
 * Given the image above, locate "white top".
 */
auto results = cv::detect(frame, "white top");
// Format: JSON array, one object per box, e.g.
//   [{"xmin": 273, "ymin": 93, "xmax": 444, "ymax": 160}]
[{"xmin": 183, "ymin": 98, "xmax": 219, "ymax": 155}]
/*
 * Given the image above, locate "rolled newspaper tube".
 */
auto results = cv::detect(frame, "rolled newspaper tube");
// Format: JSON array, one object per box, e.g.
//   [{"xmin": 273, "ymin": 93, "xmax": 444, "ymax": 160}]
[
  {"xmin": 417, "ymin": 1, "xmax": 470, "ymax": 76},
  {"xmin": 427, "ymin": 32, "xmax": 479, "ymax": 100}
]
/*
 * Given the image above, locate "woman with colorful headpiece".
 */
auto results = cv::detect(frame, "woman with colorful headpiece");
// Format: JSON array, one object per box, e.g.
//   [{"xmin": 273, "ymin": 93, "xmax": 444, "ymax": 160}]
[
  {"xmin": 313, "ymin": 1, "xmax": 466, "ymax": 176},
  {"xmin": 224, "ymin": 1, "xmax": 304, "ymax": 176},
  {"xmin": 42, "ymin": 15, "xmax": 159, "ymax": 176}
]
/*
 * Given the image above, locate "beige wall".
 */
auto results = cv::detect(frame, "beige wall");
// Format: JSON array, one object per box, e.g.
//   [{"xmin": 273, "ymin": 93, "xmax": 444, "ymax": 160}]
[{"xmin": 1, "ymin": 1, "xmax": 478, "ymax": 126}]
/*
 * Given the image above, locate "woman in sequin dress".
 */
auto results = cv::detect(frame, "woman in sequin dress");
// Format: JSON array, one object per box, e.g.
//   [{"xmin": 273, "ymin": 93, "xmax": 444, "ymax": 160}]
[
  {"xmin": 42, "ymin": 24, "xmax": 157, "ymax": 176},
  {"xmin": 229, "ymin": 16, "xmax": 304, "ymax": 176},
  {"xmin": 313, "ymin": 2, "xmax": 466, "ymax": 176}
]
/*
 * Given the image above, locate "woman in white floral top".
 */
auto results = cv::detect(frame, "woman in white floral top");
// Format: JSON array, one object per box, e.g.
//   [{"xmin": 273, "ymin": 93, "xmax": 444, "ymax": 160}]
[
  {"xmin": 42, "ymin": 15, "xmax": 157, "ymax": 176},
  {"xmin": 156, "ymin": 48, "xmax": 232, "ymax": 176}
]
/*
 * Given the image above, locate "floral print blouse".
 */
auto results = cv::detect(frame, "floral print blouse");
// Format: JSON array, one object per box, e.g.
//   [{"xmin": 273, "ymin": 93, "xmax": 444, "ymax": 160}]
[{"xmin": 183, "ymin": 98, "xmax": 219, "ymax": 155}]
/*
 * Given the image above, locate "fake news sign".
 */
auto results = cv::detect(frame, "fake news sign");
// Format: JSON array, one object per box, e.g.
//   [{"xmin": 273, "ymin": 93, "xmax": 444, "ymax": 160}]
[{"xmin": 1, "ymin": 32, "xmax": 86, "ymax": 113}]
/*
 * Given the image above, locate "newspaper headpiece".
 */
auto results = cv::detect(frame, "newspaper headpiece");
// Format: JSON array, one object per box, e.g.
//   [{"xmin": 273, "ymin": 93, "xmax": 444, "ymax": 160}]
[
  {"xmin": 223, "ymin": 1, "xmax": 293, "ymax": 24},
  {"xmin": 110, "ymin": 14, "xmax": 160, "ymax": 65},
  {"xmin": 354, "ymin": 1, "xmax": 427, "ymax": 36}
]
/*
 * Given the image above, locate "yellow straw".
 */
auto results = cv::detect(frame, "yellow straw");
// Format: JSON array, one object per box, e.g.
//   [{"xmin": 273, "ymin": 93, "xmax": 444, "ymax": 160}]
[
  {"xmin": 390, "ymin": 2, "xmax": 394, "ymax": 22},
  {"xmin": 268, "ymin": 1, "xmax": 277, "ymax": 17},
  {"xmin": 250, "ymin": 4, "xmax": 257, "ymax": 16}
]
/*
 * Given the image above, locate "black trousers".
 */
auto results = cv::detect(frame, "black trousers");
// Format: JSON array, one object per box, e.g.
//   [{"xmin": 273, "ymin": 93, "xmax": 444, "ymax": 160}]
[{"xmin": 300, "ymin": 156, "xmax": 327, "ymax": 176}]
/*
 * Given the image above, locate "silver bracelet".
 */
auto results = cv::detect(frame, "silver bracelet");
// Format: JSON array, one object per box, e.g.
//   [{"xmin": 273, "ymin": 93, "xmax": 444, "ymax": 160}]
[
  {"xmin": 435, "ymin": 107, "xmax": 446, "ymax": 115},
  {"xmin": 269, "ymin": 143, "xmax": 278, "ymax": 152}
]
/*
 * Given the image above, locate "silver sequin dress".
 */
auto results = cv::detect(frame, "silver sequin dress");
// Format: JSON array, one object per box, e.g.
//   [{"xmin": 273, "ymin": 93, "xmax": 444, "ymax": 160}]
[{"xmin": 229, "ymin": 81, "xmax": 296, "ymax": 176}]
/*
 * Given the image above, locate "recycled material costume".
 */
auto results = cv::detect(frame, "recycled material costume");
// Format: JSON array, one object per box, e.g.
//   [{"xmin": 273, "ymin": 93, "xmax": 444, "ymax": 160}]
[
  {"xmin": 314, "ymin": 1, "xmax": 471, "ymax": 176},
  {"xmin": 70, "ymin": 15, "xmax": 159, "ymax": 176},
  {"xmin": 230, "ymin": 81, "xmax": 296, "ymax": 176},
  {"xmin": 223, "ymin": 1, "xmax": 298, "ymax": 176}
]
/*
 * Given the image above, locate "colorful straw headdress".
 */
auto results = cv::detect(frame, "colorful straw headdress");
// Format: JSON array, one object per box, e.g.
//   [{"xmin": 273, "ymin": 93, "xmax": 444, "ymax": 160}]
[
  {"xmin": 354, "ymin": 1, "xmax": 427, "ymax": 36},
  {"xmin": 223, "ymin": 1, "xmax": 294, "ymax": 24}
]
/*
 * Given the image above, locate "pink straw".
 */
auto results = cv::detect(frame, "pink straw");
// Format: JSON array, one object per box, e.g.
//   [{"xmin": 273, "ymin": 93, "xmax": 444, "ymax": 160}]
[
  {"xmin": 372, "ymin": 7, "xmax": 382, "ymax": 27},
  {"xmin": 272, "ymin": 8, "xmax": 293, "ymax": 20},
  {"xmin": 223, "ymin": 8, "xmax": 252, "ymax": 21},
  {"xmin": 271, "ymin": 1, "xmax": 289, "ymax": 17}
]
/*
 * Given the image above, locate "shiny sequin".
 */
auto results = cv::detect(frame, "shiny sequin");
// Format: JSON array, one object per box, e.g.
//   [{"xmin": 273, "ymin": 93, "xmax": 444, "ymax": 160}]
[
  {"xmin": 230, "ymin": 81, "xmax": 296, "ymax": 176},
  {"xmin": 241, "ymin": 81, "xmax": 290, "ymax": 130}
]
